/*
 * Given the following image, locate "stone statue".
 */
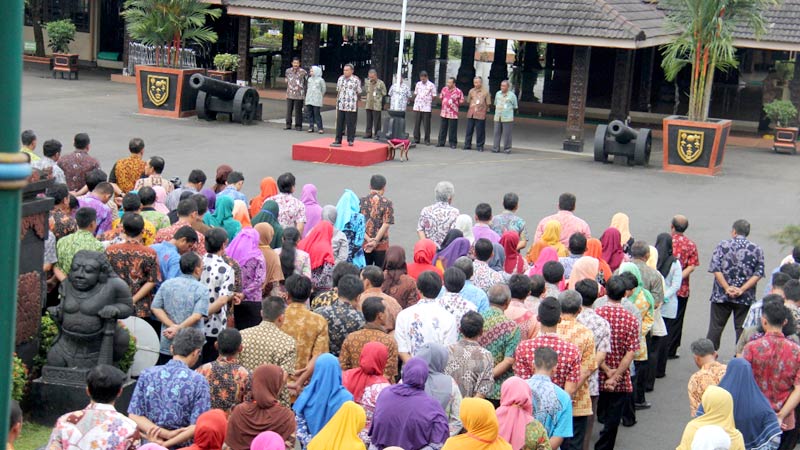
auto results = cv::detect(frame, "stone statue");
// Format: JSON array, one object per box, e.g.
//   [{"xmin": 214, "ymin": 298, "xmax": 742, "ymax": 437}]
[{"xmin": 46, "ymin": 250, "xmax": 134, "ymax": 368}]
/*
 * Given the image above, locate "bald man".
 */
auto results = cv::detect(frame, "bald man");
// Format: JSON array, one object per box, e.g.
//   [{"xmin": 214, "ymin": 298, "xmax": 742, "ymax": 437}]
[{"xmin": 668, "ymin": 215, "xmax": 699, "ymax": 358}]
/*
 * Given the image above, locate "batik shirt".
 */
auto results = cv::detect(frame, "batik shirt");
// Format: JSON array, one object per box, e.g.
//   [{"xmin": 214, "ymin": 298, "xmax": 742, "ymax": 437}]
[
  {"xmin": 336, "ymin": 75, "xmax": 362, "ymax": 112},
  {"xmin": 709, "ymin": 235, "xmax": 764, "ymax": 305},
  {"xmin": 388, "ymin": 82, "xmax": 412, "ymax": 111},
  {"xmin": 439, "ymin": 86, "xmax": 464, "ymax": 119},
  {"xmin": 515, "ymin": 333, "xmax": 581, "ymax": 391},
  {"xmin": 155, "ymin": 219, "xmax": 206, "ymax": 255},
  {"xmin": 524, "ymin": 421, "xmax": 551, "ymax": 450},
  {"xmin": 595, "ymin": 303, "xmax": 640, "ymax": 393},
  {"xmin": 395, "ymin": 298, "xmax": 458, "ymax": 356},
  {"xmin": 128, "ymin": 359, "xmax": 211, "ymax": 430},
  {"xmin": 445, "ymin": 339, "xmax": 494, "ymax": 398},
  {"xmin": 339, "ymin": 325, "xmax": 399, "ymax": 381},
  {"xmin": 47, "ymin": 403, "xmax": 140, "ymax": 450},
  {"xmin": 239, "ymin": 257, "xmax": 267, "ymax": 303},
  {"xmin": 315, "ymin": 299, "xmax": 365, "ymax": 356},
  {"xmin": 413, "ymin": 80, "xmax": 437, "ymax": 112},
  {"xmin": 744, "ymin": 331, "xmax": 800, "ymax": 428},
  {"xmin": 494, "ymin": 91, "xmax": 518, "ymax": 122},
  {"xmin": 105, "ymin": 239, "xmax": 160, "ymax": 318},
  {"xmin": 50, "ymin": 209, "xmax": 77, "ymax": 240},
  {"xmin": 556, "ymin": 317, "xmax": 596, "ymax": 416},
  {"xmin": 266, "ymin": 193, "xmax": 306, "ymax": 229},
  {"xmin": 359, "ymin": 192, "xmax": 395, "ymax": 252},
  {"xmin": 438, "ymin": 291, "xmax": 477, "ymax": 325},
  {"xmin": 104, "ymin": 217, "xmax": 156, "ymax": 246},
  {"xmin": 238, "ymin": 321, "xmax": 297, "ymax": 406},
  {"xmin": 33, "ymin": 156, "xmax": 66, "ymax": 185},
  {"xmin": 195, "ymin": 356, "xmax": 252, "ymax": 412},
  {"xmin": 473, "ymin": 260, "xmax": 505, "ymax": 293},
  {"xmin": 133, "ymin": 175, "xmax": 174, "ymax": 194},
  {"xmin": 417, "ymin": 201, "xmax": 459, "ymax": 247},
  {"xmin": 576, "ymin": 308, "xmax": 611, "ymax": 396},
  {"xmin": 478, "ymin": 307, "xmax": 522, "ymax": 400},
  {"xmin": 58, "ymin": 149, "xmax": 100, "ymax": 191},
  {"xmin": 672, "ymin": 233, "xmax": 700, "ymax": 298},
  {"xmin": 282, "ymin": 303, "xmax": 330, "ymax": 374},
  {"xmin": 687, "ymin": 361, "xmax": 727, "ymax": 417},
  {"xmin": 110, "ymin": 155, "xmax": 146, "ymax": 193},
  {"xmin": 202, "ymin": 253, "xmax": 235, "ymax": 338},
  {"xmin": 140, "ymin": 209, "xmax": 171, "ymax": 231},
  {"xmin": 285, "ymin": 67, "xmax": 308, "ymax": 100},
  {"xmin": 365, "ymin": 78, "xmax": 387, "ymax": 111},
  {"xmin": 151, "ymin": 274, "xmax": 209, "ymax": 354},
  {"xmin": 78, "ymin": 195, "xmax": 112, "ymax": 236},
  {"xmin": 466, "ymin": 88, "xmax": 492, "ymax": 120},
  {"xmin": 505, "ymin": 299, "xmax": 539, "ymax": 340},
  {"xmin": 491, "ymin": 211, "xmax": 529, "ymax": 242},
  {"xmin": 55, "ymin": 230, "xmax": 104, "ymax": 274},
  {"xmin": 359, "ymin": 382, "xmax": 391, "ymax": 445}
]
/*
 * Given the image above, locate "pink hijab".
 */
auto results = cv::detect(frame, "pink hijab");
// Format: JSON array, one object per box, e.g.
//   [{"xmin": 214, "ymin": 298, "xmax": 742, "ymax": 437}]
[
  {"xmin": 496, "ymin": 377, "xmax": 534, "ymax": 450},
  {"xmin": 568, "ymin": 256, "xmax": 600, "ymax": 289},
  {"xmin": 249, "ymin": 431, "xmax": 285, "ymax": 450},
  {"xmin": 226, "ymin": 228, "xmax": 265, "ymax": 267},
  {"xmin": 152, "ymin": 186, "xmax": 169, "ymax": 214},
  {"xmin": 529, "ymin": 246, "xmax": 559, "ymax": 276}
]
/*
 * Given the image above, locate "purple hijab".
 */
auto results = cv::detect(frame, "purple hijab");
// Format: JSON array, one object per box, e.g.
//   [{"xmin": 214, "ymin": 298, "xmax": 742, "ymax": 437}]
[
  {"xmin": 301, "ymin": 184, "xmax": 322, "ymax": 238},
  {"xmin": 226, "ymin": 228, "xmax": 265, "ymax": 266},
  {"xmin": 369, "ymin": 358, "xmax": 449, "ymax": 450},
  {"xmin": 436, "ymin": 237, "xmax": 471, "ymax": 269},
  {"xmin": 201, "ymin": 188, "xmax": 217, "ymax": 213}
]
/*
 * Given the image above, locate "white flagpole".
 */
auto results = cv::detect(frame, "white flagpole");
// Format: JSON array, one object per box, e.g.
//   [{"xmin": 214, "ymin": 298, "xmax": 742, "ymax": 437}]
[{"xmin": 395, "ymin": 0, "xmax": 408, "ymax": 84}]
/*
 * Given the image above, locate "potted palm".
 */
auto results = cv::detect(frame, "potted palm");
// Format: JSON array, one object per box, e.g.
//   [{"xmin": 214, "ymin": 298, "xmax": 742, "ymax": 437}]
[
  {"xmin": 123, "ymin": 0, "xmax": 221, "ymax": 118},
  {"xmin": 46, "ymin": 20, "xmax": 78, "ymax": 79},
  {"xmin": 764, "ymin": 100, "xmax": 799, "ymax": 154},
  {"xmin": 660, "ymin": 0, "xmax": 775, "ymax": 175},
  {"xmin": 209, "ymin": 53, "xmax": 239, "ymax": 82}
]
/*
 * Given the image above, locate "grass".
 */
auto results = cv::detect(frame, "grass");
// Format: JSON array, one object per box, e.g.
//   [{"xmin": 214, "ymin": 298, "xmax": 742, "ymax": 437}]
[{"xmin": 16, "ymin": 421, "xmax": 52, "ymax": 450}]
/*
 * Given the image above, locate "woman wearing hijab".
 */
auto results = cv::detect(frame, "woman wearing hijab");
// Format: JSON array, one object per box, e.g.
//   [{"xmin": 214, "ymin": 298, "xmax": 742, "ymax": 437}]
[
  {"xmin": 442, "ymin": 398, "xmax": 512, "ymax": 450},
  {"xmin": 293, "ymin": 353, "xmax": 354, "ymax": 448},
  {"xmin": 585, "ymin": 238, "xmax": 613, "ymax": 283},
  {"xmin": 299, "ymin": 221, "xmax": 336, "ymax": 294},
  {"xmin": 276, "ymin": 227, "xmax": 312, "ymax": 279},
  {"xmin": 249, "ymin": 431, "xmax": 286, "ymax": 450},
  {"xmin": 526, "ymin": 220, "xmax": 567, "ymax": 264},
  {"xmin": 213, "ymin": 165, "xmax": 233, "ymax": 193},
  {"xmin": 369, "ymin": 358, "xmax": 450, "ymax": 450},
  {"xmin": 455, "ymin": 214, "xmax": 476, "ymax": 244},
  {"xmin": 677, "ymin": 386, "xmax": 745, "ymax": 450},
  {"xmin": 320, "ymin": 205, "xmax": 349, "ymax": 263},
  {"xmin": 252, "ymin": 200, "xmax": 284, "ymax": 249},
  {"xmin": 382, "ymin": 245, "xmax": 420, "ymax": 308},
  {"xmin": 227, "ymin": 228, "xmax": 267, "ymax": 330},
  {"xmin": 342, "ymin": 342, "xmax": 391, "ymax": 444},
  {"xmin": 600, "ymin": 227, "xmax": 626, "ymax": 271},
  {"xmin": 183, "ymin": 409, "xmax": 227, "ymax": 450},
  {"xmin": 227, "ymin": 365, "xmax": 296, "ymax": 450},
  {"xmin": 696, "ymin": 358, "xmax": 782, "ymax": 450},
  {"xmin": 489, "ymin": 243, "xmax": 507, "ymax": 273},
  {"xmin": 501, "ymin": 231, "xmax": 528, "ymax": 275},
  {"xmin": 255, "ymin": 223, "xmax": 284, "ymax": 297},
  {"xmin": 416, "ymin": 343, "xmax": 463, "ymax": 436},
  {"xmin": 567, "ymin": 256, "xmax": 600, "ymax": 290},
  {"xmin": 232, "ymin": 199, "xmax": 252, "ymax": 229},
  {"xmin": 200, "ymin": 188, "xmax": 217, "ymax": 214},
  {"xmin": 690, "ymin": 425, "xmax": 732, "ymax": 450},
  {"xmin": 335, "ymin": 189, "xmax": 366, "ymax": 268},
  {"xmin": 301, "ymin": 184, "xmax": 323, "ymax": 238},
  {"xmin": 249, "ymin": 177, "xmax": 279, "ymax": 218},
  {"xmin": 152, "ymin": 186, "xmax": 170, "ymax": 214},
  {"xmin": 139, "ymin": 445, "xmax": 168, "ymax": 450},
  {"xmin": 436, "ymin": 235, "xmax": 471, "ymax": 271},
  {"xmin": 610, "ymin": 213, "xmax": 634, "ymax": 256},
  {"xmin": 654, "ymin": 233, "xmax": 682, "ymax": 378},
  {"xmin": 307, "ymin": 401, "xmax": 366, "ymax": 450},
  {"xmin": 496, "ymin": 377, "xmax": 549, "ymax": 450},
  {"xmin": 528, "ymin": 246, "xmax": 559, "ymax": 277},
  {"xmin": 619, "ymin": 262, "xmax": 655, "ymax": 408},
  {"xmin": 204, "ymin": 196, "xmax": 242, "ymax": 240},
  {"xmin": 305, "ymin": 65, "xmax": 326, "ymax": 133},
  {"xmin": 407, "ymin": 239, "xmax": 444, "ymax": 280}
]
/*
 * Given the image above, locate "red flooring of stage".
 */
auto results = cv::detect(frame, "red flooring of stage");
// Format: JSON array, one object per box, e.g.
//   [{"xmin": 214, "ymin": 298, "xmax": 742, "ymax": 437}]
[{"xmin": 292, "ymin": 138, "xmax": 388, "ymax": 167}]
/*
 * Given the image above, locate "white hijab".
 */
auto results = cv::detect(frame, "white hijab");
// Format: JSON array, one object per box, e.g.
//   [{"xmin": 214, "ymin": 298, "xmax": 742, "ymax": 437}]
[
  {"xmin": 691, "ymin": 425, "xmax": 732, "ymax": 450},
  {"xmin": 454, "ymin": 214, "xmax": 475, "ymax": 244}
]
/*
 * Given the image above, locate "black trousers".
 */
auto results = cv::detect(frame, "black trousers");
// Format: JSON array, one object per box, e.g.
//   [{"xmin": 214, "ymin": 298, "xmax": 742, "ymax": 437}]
[
  {"xmin": 584, "ymin": 396, "xmax": 598, "ymax": 450},
  {"xmin": 413, "ymin": 111, "xmax": 431, "ymax": 143},
  {"xmin": 656, "ymin": 317, "xmax": 679, "ymax": 376},
  {"xmin": 595, "ymin": 392, "xmax": 627, "ymax": 450},
  {"xmin": 335, "ymin": 110, "xmax": 358, "ymax": 144},
  {"xmin": 306, "ymin": 105, "xmax": 323, "ymax": 131},
  {"xmin": 634, "ymin": 358, "xmax": 649, "ymax": 403},
  {"xmin": 365, "ymin": 250, "xmax": 386, "ymax": 268},
  {"xmin": 645, "ymin": 334, "xmax": 660, "ymax": 390},
  {"xmin": 464, "ymin": 118, "xmax": 486, "ymax": 149},
  {"xmin": 706, "ymin": 301, "xmax": 751, "ymax": 350},
  {"xmin": 563, "ymin": 416, "xmax": 589, "ymax": 450},
  {"xmin": 365, "ymin": 109, "xmax": 382, "ymax": 137},
  {"xmin": 778, "ymin": 403, "xmax": 800, "ymax": 450},
  {"xmin": 234, "ymin": 301, "xmax": 262, "ymax": 331},
  {"xmin": 286, "ymin": 99, "xmax": 303, "ymax": 128},
  {"xmin": 437, "ymin": 118, "xmax": 459, "ymax": 147},
  {"xmin": 202, "ymin": 336, "xmax": 218, "ymax": 364},
  {"xmin": 668, "ymin": 296, "xmax": 689, "ymax": 356}
]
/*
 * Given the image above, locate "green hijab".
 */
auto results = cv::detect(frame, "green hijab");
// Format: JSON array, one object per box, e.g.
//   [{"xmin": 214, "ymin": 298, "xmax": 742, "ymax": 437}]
[
  {"xmin": 203, "ymin": 195, "xmax": 242, "ymax": 240},
  {"xmin": 619, "ymin": 262, "xmax": 655, "ymax": 314},
  {"xmin": 252, "ymin": 200, "xmax": 284, "ymax": 249}
]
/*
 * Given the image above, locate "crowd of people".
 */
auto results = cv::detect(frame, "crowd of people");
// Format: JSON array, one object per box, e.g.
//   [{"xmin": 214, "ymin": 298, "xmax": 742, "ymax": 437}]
[{"xmin": 14, "ymin": 128, "xmax": 800, "ymax": 450}]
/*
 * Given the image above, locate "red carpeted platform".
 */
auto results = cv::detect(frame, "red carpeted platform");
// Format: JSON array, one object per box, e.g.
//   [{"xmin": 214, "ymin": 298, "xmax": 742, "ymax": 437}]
[{"xmin": 292, "ymin": 138, "xmax": 388, "ymax": 167}]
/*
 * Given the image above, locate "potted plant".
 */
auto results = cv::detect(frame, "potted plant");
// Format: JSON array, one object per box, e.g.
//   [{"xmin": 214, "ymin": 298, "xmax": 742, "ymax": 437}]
[
  {"xmin": 764, "ymin": 100, "xmax": 799, "ymax": 154},
  {"xmin": 46, "ymin": 19, "xmax": 78, "ymax": 79},
  {"xmin": 660, "ymin": 0, "xmax": 775, "ymax": 175},
  {"xmin": 209, "ymin": 53, "xmax": 239, "ymax": 82},
  {"xmin": 123, "ymin": 0, "xmax": 221, "ymax": 118}
]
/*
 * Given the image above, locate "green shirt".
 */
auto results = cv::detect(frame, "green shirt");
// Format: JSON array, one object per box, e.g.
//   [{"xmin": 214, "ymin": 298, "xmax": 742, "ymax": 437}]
[
  {"xmin": 493, "ymin": 91, "xmax": 519, "ymax": 122},
  {"xmin": 20, "ymin": 147, "xmax": 40, "ymax": 162},
  {"xmin": 56, "ymin": 230, "xmax": 104, "ymax": 274},
  {"xmin": 141, "ymin": 209, "xmax": 171, "ymax": 231},
  {"xmin": 364, "ymin": 79, "xmax": 387, "ymax": 111},
  {"xmin": 478, "ymin": 306, "xmax": 522, "ymax": 399}
]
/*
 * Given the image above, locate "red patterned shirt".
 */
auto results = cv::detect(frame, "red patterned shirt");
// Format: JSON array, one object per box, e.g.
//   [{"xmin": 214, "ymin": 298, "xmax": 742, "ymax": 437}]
[
  {"xmin": 514, "ymin": 332, "xmax": 581, "ymax": 390},
  {"xmin": 743, "ymin": 331, "xmax": 800, "ymax": 429},
  {"xmin": 155, "ymin": 219, "xmax": 206, "ymax": 255},
  {"xmin": 105, "ymin": 239, "xmax": 160, "ymax": 318},
  {"xmin": 672, "ymin": 233, "xmax": 699, "ymax": 298},
  {"xmin": 439, "ymin": 86, "xmax": 464, "ymax": 119},
  {"xmin": 596, "ymin": 302, "xmax": 640, "ymax": 393}
]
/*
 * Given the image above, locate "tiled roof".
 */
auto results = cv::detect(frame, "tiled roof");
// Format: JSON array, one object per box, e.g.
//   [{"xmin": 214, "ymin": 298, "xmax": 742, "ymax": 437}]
[{"xmin": 733, "ymin": 0, "xmax": 800, "ymax": 44}]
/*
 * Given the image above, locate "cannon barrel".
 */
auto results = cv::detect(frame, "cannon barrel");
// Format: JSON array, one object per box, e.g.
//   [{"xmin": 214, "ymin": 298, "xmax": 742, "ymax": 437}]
[
  {"xmin": 190, "ymin": 74, "xmax": 240, "ymax": 101},
  {"xmin": 608, "ymin": 120, "xmax": 638, "ymax": 144}
]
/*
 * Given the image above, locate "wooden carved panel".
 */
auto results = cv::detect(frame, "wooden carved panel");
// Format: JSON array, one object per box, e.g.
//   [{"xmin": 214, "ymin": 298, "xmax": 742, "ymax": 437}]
[
  {"xmin": 565, "ymin": 46, "xmax": 592, "ymax": 142},
  {"xmin": 16, "ymin": 271, "xmax": 42, "ymax": 344}
]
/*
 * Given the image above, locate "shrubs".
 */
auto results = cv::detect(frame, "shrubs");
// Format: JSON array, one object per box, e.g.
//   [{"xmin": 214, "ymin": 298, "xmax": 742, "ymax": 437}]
[{"xmin": 45, "ymin": 19, "xmax": 76, "ymax": 53}]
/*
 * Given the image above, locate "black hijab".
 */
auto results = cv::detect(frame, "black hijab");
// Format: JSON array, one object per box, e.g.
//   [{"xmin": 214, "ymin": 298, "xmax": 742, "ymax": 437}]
[{"xmin": 655, "ymin": 233, "xmax": 676, "ymax": 278}]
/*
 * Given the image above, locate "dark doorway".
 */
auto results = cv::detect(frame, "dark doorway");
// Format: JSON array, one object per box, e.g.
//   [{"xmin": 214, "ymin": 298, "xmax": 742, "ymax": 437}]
[{"xmin": 99, "ymin": 0, "xmax": 124, "ymax": 57}]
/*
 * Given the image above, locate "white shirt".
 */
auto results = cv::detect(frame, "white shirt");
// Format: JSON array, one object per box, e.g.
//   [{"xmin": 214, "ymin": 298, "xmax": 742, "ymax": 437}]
[
  {"xmin": 201, "ymin": 253, "xmax": 235, "ymax": 337},
  {"xmin": 394, "ymin": 298, "xmax": 458, "ymax": 354}
]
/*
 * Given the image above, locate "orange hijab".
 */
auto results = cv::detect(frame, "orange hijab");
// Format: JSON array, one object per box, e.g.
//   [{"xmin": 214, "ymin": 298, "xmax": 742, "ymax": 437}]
[
  {"xmin": 233, "ymin": 200, "xmax": 252, "ymax": 228},
  {"xmin": 249, "ymin": 177, "xmax": 278, "ymax": 218},
  {"xmin": 585, "ymin": 238, "xmax": 613, "ymax": 282}
]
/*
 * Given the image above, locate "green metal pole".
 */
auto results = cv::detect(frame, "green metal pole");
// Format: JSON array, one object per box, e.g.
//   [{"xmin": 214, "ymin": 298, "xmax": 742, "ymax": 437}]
[{"xmin": 0, "ymin": 0, "xmax": 31, "ymax": 444}]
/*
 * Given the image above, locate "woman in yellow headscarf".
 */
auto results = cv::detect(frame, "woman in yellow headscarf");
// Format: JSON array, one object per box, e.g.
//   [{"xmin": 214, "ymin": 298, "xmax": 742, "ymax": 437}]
[
  {"xmin": 442, "ymin": 398, "xmax": 512, "ymax": 450},
  {"xmin": 676, "ymin": 386, "xmax": 745, "ymax": 450},
  {"xmin": 526, "ymin": 220, "xmax": 567, "ymax": 264},
  {"xmin": 307, "ymin": 401, "xmax": 366, "ymax": 450},
  {"xmin": 609, "ymin": 213, "xmax": 634, "ymax": 254}
]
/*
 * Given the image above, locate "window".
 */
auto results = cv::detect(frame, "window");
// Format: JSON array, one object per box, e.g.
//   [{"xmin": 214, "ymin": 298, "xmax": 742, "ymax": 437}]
[{"xmin": 25, "ymin": 0, "xmax": 91, "ymax": 33}]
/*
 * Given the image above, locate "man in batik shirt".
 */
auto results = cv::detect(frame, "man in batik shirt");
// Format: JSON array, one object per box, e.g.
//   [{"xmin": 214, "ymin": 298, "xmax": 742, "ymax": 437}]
[
  {"xmin": 195, "ymin": 328, "xmax": 252, "ymax": 413},
  {"xmin": 436, "ymin": 77, "xmax": 464, "ymax": 149},
  {"xmin": 284, "ymin": 57, "xmax": 307, "ymax": 131},
  {"xmin": 446, "ymin": 311, "xmax": 494, "ymax": 398},
  {"xmin": 331, "ymin": 64, "xmax": 362, "ymax": 147}
]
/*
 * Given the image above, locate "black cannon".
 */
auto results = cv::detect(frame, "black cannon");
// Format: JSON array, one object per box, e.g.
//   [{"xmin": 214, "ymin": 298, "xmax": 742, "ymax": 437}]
[
  {"xmin": 190, "ymin": 74, "xmax": 261, "ymax": 125},
  {"xmin": 594, "ymin": 120, "xmax": 652, "ymax": 166}
]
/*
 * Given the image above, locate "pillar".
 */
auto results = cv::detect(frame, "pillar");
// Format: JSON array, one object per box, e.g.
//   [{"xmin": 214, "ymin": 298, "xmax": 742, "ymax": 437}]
[
  {"xmin": 791, "ymin": 53, "xmax": 800, "ymax": 112},
  {"xmin": 456, "ymin": 37, "xmax": 476, "ymax": 94},
  {"xmin": 635, "ymin": 48, "xmax": 655, "ymax": 112},
  {"xmin": 281, "ymin": 20, "xmax": 294, "ymax": 72},
  {"xmin": 609, "ymin": 49, "xmax": 635, "ymax": 121},
  {"xmin": 520, "ymin": 42, "xmax": 540, "ymax": 102},
  {"xmin": 489, "ymin": 39, "xmax": 508, "ymax": 94},
  {"xmin": 372, "ymin": 29, "xmax": 391, "ymax": 82},
  {"xmin": 563, "ymin": 46, "xmax": 592, "ymax": 152},
  {"xmin": 543, "ymin": 44, "xmax": 572, "ymax": 104},
  {"xmin": 357, "ymin": 27, "xmax": 366, "ymax": 40},
  {"xmin": 437, "ymin": 35, "xmax": 449, "ymax": 90},
  {"xmin": 328, "ymin": 25, "xmax": 343, "ymax": 74},
  {"xmin": 412, "ymin": 33, "xmax": 437, "ymax": 84},
  {"xmin": 522, "ymin": 42, "xmax": 541, "ymax": 71},
  {"xmin": 301, "ymin": 23, "xmax": 320, "ymax": 69},
  {"xmin": 237, "ymin": 17, "xmax": 250, "ymax": 83}
]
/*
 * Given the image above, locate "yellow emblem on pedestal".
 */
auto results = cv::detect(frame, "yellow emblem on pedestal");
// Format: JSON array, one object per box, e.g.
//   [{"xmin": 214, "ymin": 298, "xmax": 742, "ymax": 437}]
[
  {"xmin": 146, "ymin": 75, "xmax": 170, "ymax": 107},
  {"xmin": 677, "ymin": 129, "xmax": 704, "ymax": 164}
]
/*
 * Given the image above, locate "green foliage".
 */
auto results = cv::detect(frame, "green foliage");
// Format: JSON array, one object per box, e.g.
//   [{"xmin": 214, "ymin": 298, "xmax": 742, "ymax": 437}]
[
  {"xmin": 775, "ymin": 60, "xmax": 795, "ymax": 82},
  {"xmin": 213, "ymin": 53, "xmax": 240, "ymax": 71},
  {"xmin": 763, "ymin": 100, "xmax": 798, "ymax": 127},
  {"xmin": 45, "ymin": 19, "xmax": 76, "ymax": 53},
  {"xmin": 448, "ymin": 39, "xmax": 462, "ymax": 60},
  {"xmin": 252, "ymin": 32, "xmax": 282, "ymax": 50},
  {"xmin": 772, "ymin": 225, "xmax": 800, "ymax": 249},
  {"xmin": 12, "ymin": 354, "xmax": 28, "ymax": 402},
  {"xmin": 117, "ymin": 321, "xmax": 137, "ymax": 374},
  {"xmin": 34, "ymin": 313, "xmax": 58, "ymax": 374},
  {"xmin": 660, "ymin": 0, "xmax": 776, "ymax": 121}
]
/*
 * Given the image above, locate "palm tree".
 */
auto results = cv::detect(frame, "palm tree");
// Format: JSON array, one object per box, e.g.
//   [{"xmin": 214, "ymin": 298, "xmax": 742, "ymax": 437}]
[
  {"xmin": 660, "ymin": 0, "xmax": 777, "ymax": 121},
  {"xmin": 122, "ymin": 0, "xmax": 221, "ymax": 67}
]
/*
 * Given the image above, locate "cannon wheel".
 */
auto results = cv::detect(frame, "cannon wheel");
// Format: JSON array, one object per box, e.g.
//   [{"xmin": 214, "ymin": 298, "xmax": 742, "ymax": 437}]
[
  {"xmin": 634, "ymin": 129, "xmax": 652, "ymax": 166},
  {"xmin": 232, "ymin": 89, "xmax": 259, "ymax": 125},
  {"xmin": 594, "ymin": 125, "xmax": 609, "ymax": 163},
  {"xmin": 196, "ymin": 92, "xmax": 217, "ymax": 121}
]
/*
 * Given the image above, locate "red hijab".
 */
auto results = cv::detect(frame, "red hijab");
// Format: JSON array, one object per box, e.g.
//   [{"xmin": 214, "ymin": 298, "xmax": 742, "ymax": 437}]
[
  {"xmin": 600, "ymin": 228, "xmax": 625, "ymax": 271},
  {"xmin": 407, "ymin": 239, "xmax": 442, "ymax": 279},
  {"xmin": 184, "ymin": 409, "xmax": 227, "ymax": 450},
  {"xmin": 342, "ymin": 342, "xmax": 390, "ymax": 402},
  {"xmin": 249, "ymin": 177, "xmax": 279, "ymax": 218},
  {"xmin": 500, "ymin": 231, "xmax": 524, "ymax": 274},
  {"xmin": 298, "ymin": 221, "xmax": 335, "ymax": 270}
]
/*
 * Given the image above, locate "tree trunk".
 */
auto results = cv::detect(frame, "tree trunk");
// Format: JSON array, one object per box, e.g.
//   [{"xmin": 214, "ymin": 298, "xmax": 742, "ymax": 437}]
[
  {"xmin": 31, "ymin": 0, "xmax": 45, "ymax": 57},
  {"xmin": 701, "ymin": 60, "xmax": 716, "ymax": 122}
]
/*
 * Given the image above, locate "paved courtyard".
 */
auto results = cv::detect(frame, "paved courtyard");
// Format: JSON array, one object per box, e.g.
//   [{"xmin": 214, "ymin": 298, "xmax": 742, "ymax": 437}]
[{"xmin": 21, "ymin": 68, "xmax": 800, "ymax": 449}]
